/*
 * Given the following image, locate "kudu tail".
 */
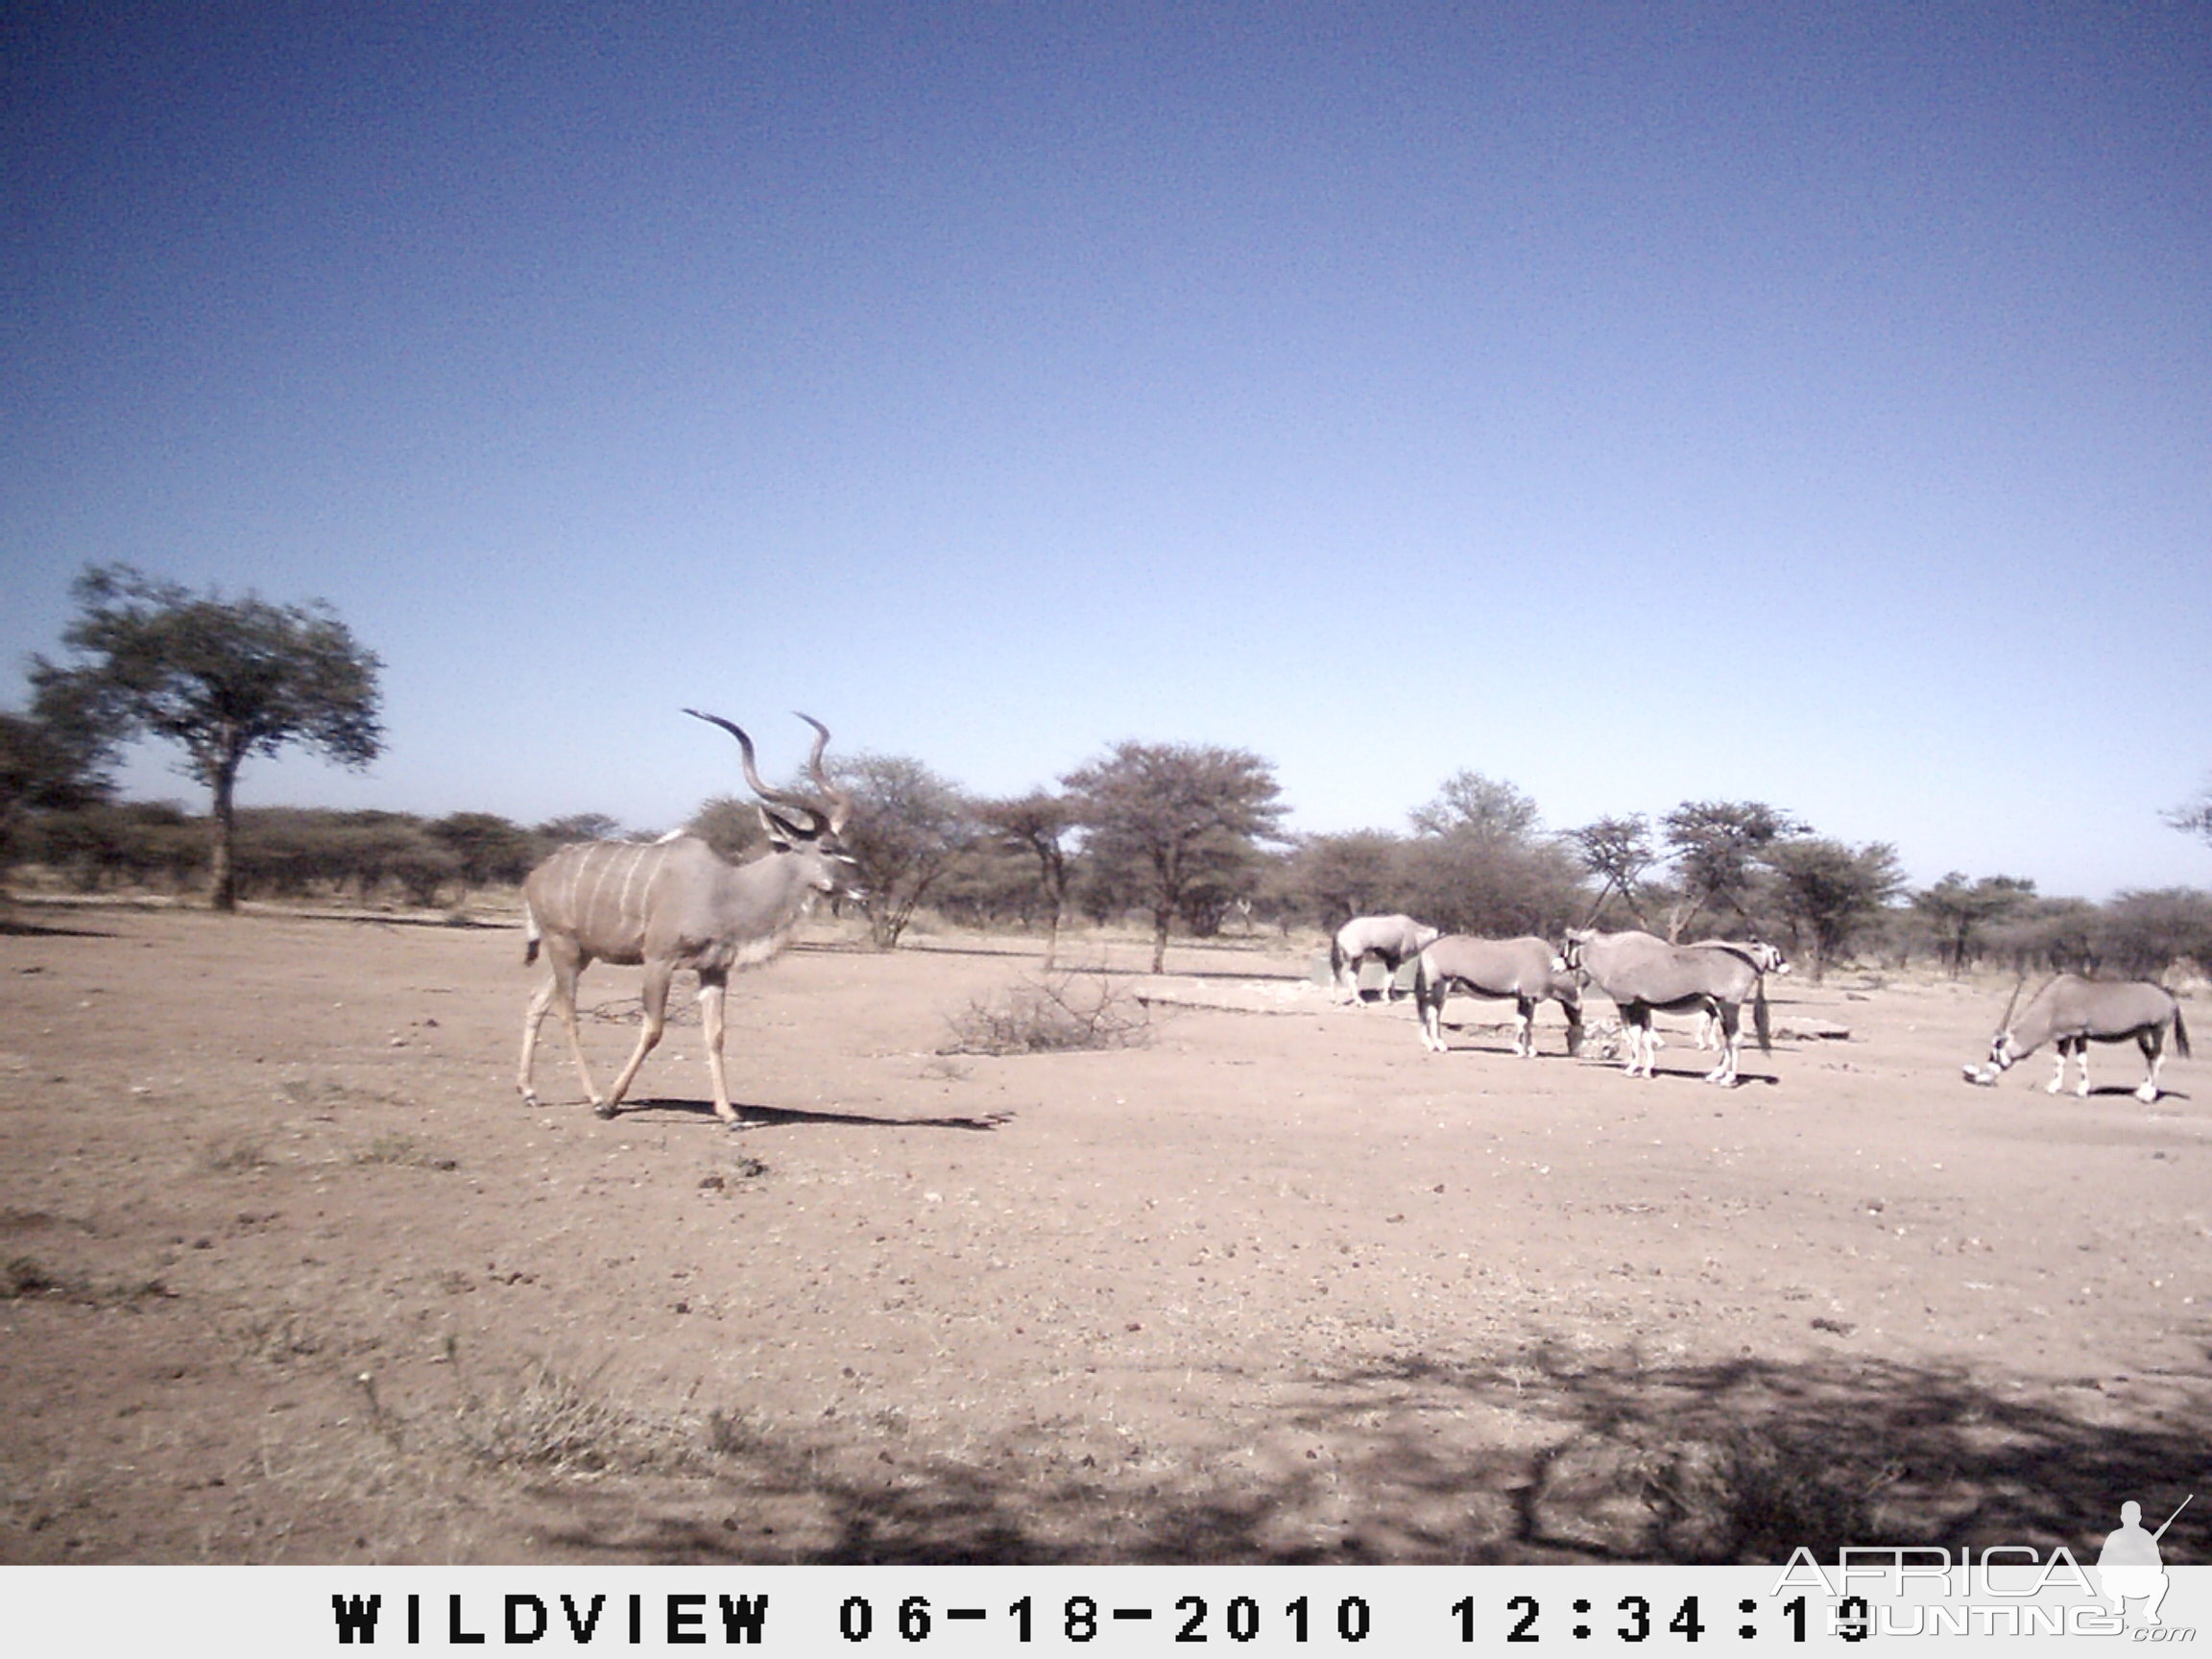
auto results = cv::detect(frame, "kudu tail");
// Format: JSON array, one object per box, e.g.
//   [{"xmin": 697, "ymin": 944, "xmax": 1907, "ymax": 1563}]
[{"xmin": 522, "ymin": 900, "xmax": 541, "ymax": 967}]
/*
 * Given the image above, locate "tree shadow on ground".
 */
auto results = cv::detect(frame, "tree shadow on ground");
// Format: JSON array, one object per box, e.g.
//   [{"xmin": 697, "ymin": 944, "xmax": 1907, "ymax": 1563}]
[
  {"xmin": 0, "ymin": 916, "xmax": 114, "ymax": 938},
  {"xmin": 528, "ymin": 1345, "xmax": 2212, "ymax": 1566}
]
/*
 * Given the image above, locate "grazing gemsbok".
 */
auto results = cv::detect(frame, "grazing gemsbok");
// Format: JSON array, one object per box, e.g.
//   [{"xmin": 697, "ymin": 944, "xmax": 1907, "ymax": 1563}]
[
  {"xmin": 1963, "ymin": 974, "xmax": 2191, "ymax": 1102},
  {"xmin": 1331, "ymin": 914, "xmax": 1441, "ymax": 1002},
  {"xmin": 1411, "ymin": 935, "xmax": 1584, "ymax": 1057},
  {"xmin": 517, "ymin": 710, "xmax": 861, "ymax": 1124},
  {"xmin": 1560, "ymin": 928, "xmax": 1773, "ymax": 1086},
  {"xmin": 1685, "ymin": 939, "xmax": 1791, "ymax": 1049}
]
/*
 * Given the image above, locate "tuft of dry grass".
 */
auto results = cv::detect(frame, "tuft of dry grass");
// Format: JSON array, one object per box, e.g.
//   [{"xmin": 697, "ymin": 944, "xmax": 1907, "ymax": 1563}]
[
  {"xmin": 2, "ymin": 1254, "xmax": 173, "ymax": 1307},
  {"xmin": 448, "ymin": 1360, "xmax": 724, "ymax": 1478},
  {"xmin": 350, "ymin": 1133, "xmax": 458, "ymax": 1170},
  {"xmin": 202, "ymin": 1133, "xmax": 275, "ymax": 1173},
  {"xmin": 942, "ymin": 970, "xmax": 1152, "ymax": 1056}
]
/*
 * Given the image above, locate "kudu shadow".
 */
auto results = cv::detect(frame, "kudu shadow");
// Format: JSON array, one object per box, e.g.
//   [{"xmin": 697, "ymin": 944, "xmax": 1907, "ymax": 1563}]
[{"xmin": 612, "ymin": 1097, "xmax": 1015, "ymax": 1133}]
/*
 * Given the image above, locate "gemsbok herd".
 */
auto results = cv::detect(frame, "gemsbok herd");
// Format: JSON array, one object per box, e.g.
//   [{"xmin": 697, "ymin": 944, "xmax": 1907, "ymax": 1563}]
[{"xmin": 512, "ymin": 709, "xmax": 2194, "ymax": 1120}]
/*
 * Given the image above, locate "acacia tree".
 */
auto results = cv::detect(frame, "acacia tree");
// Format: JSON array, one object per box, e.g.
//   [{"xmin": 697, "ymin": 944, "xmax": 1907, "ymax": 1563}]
[
  {"xmin": 1660, "ymin": 800, "xmax": 1806, "ymax": 936},
  {"xmin": 1062, "ymin": 740, "xmax": 1287, "ymax": 974},
  {"xmin": 2167, "ymin": 780, "xmax": 2212, "ymax": 847},
  {"xmin": 976, "ymin": 789, "xmax": 1079, "ymax": 968},
  {"xmin": 1567, "ymin": 813, "xmax": 1659, "ymax": 928},
  {"xmin": 0, "ymin": 709, "xmax": 112, "ymax": 891},
  {"xmin": 1408, "ymin": 770, "xmax": 1541, "ymax": 843},
  {"xmin": 1290, "ymin": 830, "xmax": 1404, "ymax": 930},
  {"xmin": 1912, "ymin": 871, "xmax": 2037, "ymax": 975},
  {"xmin": 31, "ymin": 566, "xmax": 383, "ymax": 911},
  {"xmin": 2097, "ymin": 888, "xmax": 2212, "ymax": 978},
  {"xmin": 426, "ymin": 811, "xmax": 537, "ymax": 897},
  {"xmin": 1763, "ymin": 837, "xmax": 1906, "ymax": 979},
  {"xmin": 536, "ymin": 811, "xmax": 624, "ymax": 845},
  {"xmin": 1396, "ymin": 770, "xmax": 1587, "ymax": 937},
  {"xmin": 830, "ymin": 753, "xmax": 977, "ymax": 949}
]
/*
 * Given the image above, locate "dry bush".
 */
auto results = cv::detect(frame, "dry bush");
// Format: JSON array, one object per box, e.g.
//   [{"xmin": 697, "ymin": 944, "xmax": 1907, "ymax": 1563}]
[
  {"xmin": 941, "ymin": 970, "xmax": 1152, "ymax": 1056},
  {"xmin": 1643, "ymin": 1427, "xmax": 1901, "ymax": 1561}
]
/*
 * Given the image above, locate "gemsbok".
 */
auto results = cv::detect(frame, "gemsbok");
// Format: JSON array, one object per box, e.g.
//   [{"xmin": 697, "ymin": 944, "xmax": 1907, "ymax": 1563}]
[
  {"xmin": 1410, "ymin": 935, "xmax": 1584, "ymax": 1057},
  {"xmin": 1331, "ymin": 914, "xmax": 1441, "ymax": 1002},
  {"xmin": 1561, "ymin": 927, "xmax": 1773, "ymax": 1086},
  {"xmin": 1964, "ymin": 974, "xmax": 2191, "ymax": 1102},
  {"xmin": 1685, "ymin": 939, "xmax": 1791, "ymax": 1049},
  {"xmin": 517, "ymin": 710, "xmax": 861, "ymax": 1124}
]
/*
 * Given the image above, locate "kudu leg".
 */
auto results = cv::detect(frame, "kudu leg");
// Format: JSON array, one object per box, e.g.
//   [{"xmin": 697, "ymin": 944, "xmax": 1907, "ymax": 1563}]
[
  {"xmin": 518, "ymin": 977, "xmax": 556, "ymax": 1105},
  {"xmin": 698, "ymin": 974, "xmax": 738, "ymax": 1123},
  {"xmin": 523, "ymin": 945, "xmax": 605, "ymax": 1110},
  {"xmin": 600, "ymin": 960, "xmax": 674, "ymax": 1118}
]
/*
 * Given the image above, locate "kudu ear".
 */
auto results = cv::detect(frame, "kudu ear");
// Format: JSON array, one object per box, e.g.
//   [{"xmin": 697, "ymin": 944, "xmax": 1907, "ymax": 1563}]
[{"xmin": 757, "ymin": 805, "xmax": 803, "ymax": 850}]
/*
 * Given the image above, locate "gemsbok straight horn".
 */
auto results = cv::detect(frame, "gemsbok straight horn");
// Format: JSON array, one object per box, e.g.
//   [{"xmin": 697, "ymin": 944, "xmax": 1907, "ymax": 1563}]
[{"xmin": 517, "ymin": 711, "xmax": 862, "ymax": 1124}]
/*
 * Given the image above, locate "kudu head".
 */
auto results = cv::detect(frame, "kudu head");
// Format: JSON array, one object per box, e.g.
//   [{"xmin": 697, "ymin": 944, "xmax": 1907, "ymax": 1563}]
[{"xmin": 685, "ymin": 709, "xmax": 865, "ymax": 901}]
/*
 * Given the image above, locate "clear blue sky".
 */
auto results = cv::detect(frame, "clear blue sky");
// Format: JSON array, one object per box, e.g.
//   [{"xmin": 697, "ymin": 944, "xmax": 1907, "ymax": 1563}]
[{"xmin": 5, "ymin": 3, "xmax": 2208, "ymax": 899}]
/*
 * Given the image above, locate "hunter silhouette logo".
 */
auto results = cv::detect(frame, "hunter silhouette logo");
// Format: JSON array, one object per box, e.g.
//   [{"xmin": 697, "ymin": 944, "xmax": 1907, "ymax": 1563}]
[{"xmin": 2099, "ymin": 1496, "xmax": 2191, "ymax": 1627}]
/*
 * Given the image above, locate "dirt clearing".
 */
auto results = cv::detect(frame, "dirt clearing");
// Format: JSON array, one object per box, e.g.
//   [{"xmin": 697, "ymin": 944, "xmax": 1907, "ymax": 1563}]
[{"xmin": 1, "ymin": 903, "xmax": 2205, "ymax": 1563}]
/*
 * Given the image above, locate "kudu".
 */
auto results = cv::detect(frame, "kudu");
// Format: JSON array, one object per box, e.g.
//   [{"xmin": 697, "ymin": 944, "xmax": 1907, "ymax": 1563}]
[
  {"xmin": 1964, "ymin": 974, "xmax": 2191, "ymax": 1102},
  {"xmin": 1410, "ymin": 935, "xmax": 1584, "ymax": 1058},
  {"xmin": 1330, "ymin": 914, "xmax": 1441, "ymax": 1002},
  {"xmin": 517, "ymin": 711, "xmax": 861, "ymax": 1123}
]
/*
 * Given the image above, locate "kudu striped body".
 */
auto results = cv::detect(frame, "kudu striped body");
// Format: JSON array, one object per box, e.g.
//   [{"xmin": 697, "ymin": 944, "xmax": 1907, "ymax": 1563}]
[
  {"xmin": 1561, "ymin": 927, "xmax": 1773, "ymax": 1086},
  {"xmin": 1411, "ymin": 935, "xmax": 1584, "ymax": 1058},
  {"xmin": 1965, "ymin": 974, "xmax": 2191, "ymax": 1102},
  {"xmin": 517, "ymin": 711, "xmax": 860, "ymax": 1123}
]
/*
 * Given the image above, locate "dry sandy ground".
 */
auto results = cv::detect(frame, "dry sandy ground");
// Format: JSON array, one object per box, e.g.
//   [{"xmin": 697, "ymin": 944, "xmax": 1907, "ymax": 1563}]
[{"xmin": 1, "ymin": 902, "xmax": 2206, "ymax": 1565}]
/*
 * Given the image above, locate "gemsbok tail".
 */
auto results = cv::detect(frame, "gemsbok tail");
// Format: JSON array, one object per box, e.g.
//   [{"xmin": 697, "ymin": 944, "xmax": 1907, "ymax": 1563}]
[
  {"xmin": 1753, "ymin": 975, "xmax": 1772, "ymax": 1054},
  {"xmin": 2174, "ymin": 1000, "xmax": 2192, "ymax": 1062}
]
